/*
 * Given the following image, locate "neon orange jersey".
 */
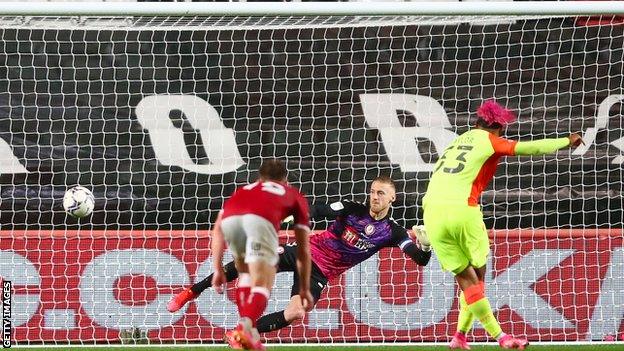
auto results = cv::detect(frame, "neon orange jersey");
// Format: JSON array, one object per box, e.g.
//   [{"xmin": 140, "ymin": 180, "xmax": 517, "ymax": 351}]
[{"xmin": 423, "ymin": 129, "xmax": 517, "ymax": 207}]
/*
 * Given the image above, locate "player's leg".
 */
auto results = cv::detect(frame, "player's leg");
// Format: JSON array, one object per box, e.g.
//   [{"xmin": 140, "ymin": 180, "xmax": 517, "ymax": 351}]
[
  {"xmin": 253, "ymin": 294, "xmax": 310, "ymax": 333},
  {"xmin": 282, "ymin": 267, "xmax": 327, "ymax": 325},
  {"xmin": 452, "ymin": 256, "xmax": 486, "ymax": 349},
  {"xmin": 234, "ymin": 245, "xmax": 293, "ymax": 314},
  {"xmin": 425, "ymin": 203, "xmax": 469, "ymax": 274},
  {"xmin": 240, "ymin": 215, "xmax": 280, "ymax": 327},
  {"xmin": 453, "ymin": 206, "xmax": 501, "ymax": 341},
  {"xmin": 256, "ymin": 244, "xmax": 302, "ymax": 333},
  {"xmin": 245, "ymin": 259, "xmax": 276, "ymax": 321},
  {"xmin": 456, "ymin": 265, "xmax": 529, "ymax": 349},
  {"xmin": 425, "ymin": 205, "xmax": 472, "ymax": 350},
  {"xmin": 450, "ymin": 287, "xmax": 476, "ymax": 350},
  {"xmin": 235, "ymin": 260, "xmax": 273, "ymax": 351},
  {"xmin": 225, "ymin": 253, "xmax": 254, "ymax": 350},
  {"xmin": 233, "ymin": 256, "xmax": 252, "ymax": 314},
  {"xmin": 200, "ymin": 245, "xmax": 291, "ymax": 297},
  {"xmin": 217, "ymin": 216, "xmax": 252, "ymax": 318},
  {"xmin": 192, "ymin": 260, "xmax": 239, "ymax": 294},
  {"xmin": 424, "ymin": 205, "xmax": 480, "ymax": 350},
  {"xmin": 448, "ymin": 265, "xmax": 481, "ymax": 350},
  {"xmin": 456, "ymin": 207, "xmax": 527, "ymax": 350},
  {"xmin": 217, "ymin": 216, "xmax": 257, "ymax": 350},
  {"xmin": 170, "ymin": 245, "xmax": 295, "ymax": 313},
  {"xmin": 230, "ymin": 214, "xmax": 280, "ymax": 350},
  {"xmin": 256, "ymin": 253, "xmax": 328, "ymax": 333},
  {"xmin": 167, "ymin": 260, "xmax": 240, "ymax": 313},
  {"xmin": 256, "ymin": 291, "xmax": 324, "ymax": 334}
]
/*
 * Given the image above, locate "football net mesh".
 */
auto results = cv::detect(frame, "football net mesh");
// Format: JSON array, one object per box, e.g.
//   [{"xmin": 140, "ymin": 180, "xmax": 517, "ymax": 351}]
[{"xmin": 0, "ymin": 12, "xmax": 623, "ymax": 345}]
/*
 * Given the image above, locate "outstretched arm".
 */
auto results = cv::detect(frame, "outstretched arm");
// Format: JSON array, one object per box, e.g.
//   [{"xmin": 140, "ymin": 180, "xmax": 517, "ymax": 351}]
[
  {"xmin": 309, "ymin": 200, "xmax": 363, "ymax": 220},
  {"xmin": 514, "ymin": 138, "xmax": 570, "ymax": 155},
  {"xmin": 394, "ymin": 225, "xmax": 432, "ymax": 266},
  {"xmin": 191, "ymin": 261, "xmax": 239, "ymax": 295},
  {"xmin": 490, "ymin": 132, "xmax": 583, "ymax": 156},
  {"xmin": 282, "ymin": 200, "xmax": 364, "ymax": 223},
  {"xmin": 401, "ymin": 239, "xmax": 432, "ymax": 266},
  {"xmin": 493, "ymin": 133, "xmax": 584, "ymax": 156}
]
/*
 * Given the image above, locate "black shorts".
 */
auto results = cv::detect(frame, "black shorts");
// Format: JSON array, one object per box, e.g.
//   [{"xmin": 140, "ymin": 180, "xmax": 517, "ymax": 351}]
[{"xmin": 277, "ymin": 243, "xmax": 328, "ymax": 303}]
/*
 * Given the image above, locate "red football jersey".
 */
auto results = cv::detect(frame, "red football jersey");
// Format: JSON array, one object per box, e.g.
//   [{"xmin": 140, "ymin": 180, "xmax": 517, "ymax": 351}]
[{"xmin": 221, "ymin": 180, "xmax": 310, "ymax": 231}]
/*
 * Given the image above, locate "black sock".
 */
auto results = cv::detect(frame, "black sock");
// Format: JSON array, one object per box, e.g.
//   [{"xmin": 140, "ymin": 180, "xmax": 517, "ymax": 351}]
[
  {"xmin": 256, "ymin": 311, "xmax": 290, "ymax": 333},
  {"xmin": 191, "ymin": 275, "xmax": 212, "ymax": 295},
  {"xmin": 191, "ymin": 261, "xmax": 240, "ymax": 295}
]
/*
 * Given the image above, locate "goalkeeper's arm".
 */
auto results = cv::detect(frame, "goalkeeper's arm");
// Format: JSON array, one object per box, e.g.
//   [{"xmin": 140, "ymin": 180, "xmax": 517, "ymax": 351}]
[
  {"xmin": 396, "ymin": 225, "xmax": 431, "ymax": 266},
  {"xmin": 282, "ymin": 201, "xmax": 350, "ymax": 225},
  {"xmin": 282, "ymin": 201, "xmax": 356, "ymax": 225},
  {"xmin": 309, "ymin": 200, "xmax": 363, "ymax": 219},
  {"xmin": 402, "ymin": 242, "xmax": 431, "ymax": 266}
]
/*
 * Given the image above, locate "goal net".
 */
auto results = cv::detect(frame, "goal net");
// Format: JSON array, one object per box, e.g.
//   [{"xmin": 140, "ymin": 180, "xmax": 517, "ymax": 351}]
[{"xmin": 0, "ymin": 3, "xmax": 623, "ymax": 345}]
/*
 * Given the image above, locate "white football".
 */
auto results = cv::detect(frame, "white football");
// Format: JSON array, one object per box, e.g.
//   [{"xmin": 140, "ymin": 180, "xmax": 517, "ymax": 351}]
[{"xmin": 63, "ymin": 186, "xmax": 95, "ymax": 218}]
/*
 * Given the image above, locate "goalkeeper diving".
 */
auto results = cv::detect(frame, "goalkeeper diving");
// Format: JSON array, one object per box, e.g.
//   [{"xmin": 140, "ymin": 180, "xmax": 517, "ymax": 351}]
[
  {"xmin": 168, "ymin": 176, "xmax": 432, "ymax": 334},
  {"xmin": 423, "ymin": 100, "xmax": 584, "ymax": 350}
]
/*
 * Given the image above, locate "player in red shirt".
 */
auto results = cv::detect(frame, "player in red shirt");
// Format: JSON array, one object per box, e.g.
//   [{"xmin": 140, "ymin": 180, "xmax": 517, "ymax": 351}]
[{"xmin": 209, "ymin": 159, "xmax": 313, "ymax": 350}]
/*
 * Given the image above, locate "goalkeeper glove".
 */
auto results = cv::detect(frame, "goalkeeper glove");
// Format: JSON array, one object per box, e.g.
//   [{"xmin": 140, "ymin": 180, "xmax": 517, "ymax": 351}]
[{"xmin": 411, "ymin": 225, "xmax": 431, "ymax": 252}]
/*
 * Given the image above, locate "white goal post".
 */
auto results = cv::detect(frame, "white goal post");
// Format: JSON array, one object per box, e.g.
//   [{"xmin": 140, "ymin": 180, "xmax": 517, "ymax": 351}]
[{"xmin": 0, "ymin": 1, "xmax": 623, "ymax": 346}]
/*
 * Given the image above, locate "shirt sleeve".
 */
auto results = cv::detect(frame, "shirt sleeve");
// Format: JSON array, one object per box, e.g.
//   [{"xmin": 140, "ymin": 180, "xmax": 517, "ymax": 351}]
[
  {"xmin": 390, "ymin": 222, "xmax": 413, "ymax": 249},
  {"xmin": 293, "ymin": 192, "xmax": 311, "ymax": 230},
  {"xmin": 402, "ymin": 242, "xmax": 432, "ymax": 266},
  {"xmin": 309, "ymin": 200, "xmax": 364, "ymax": 220},
  {"xmin": 489, "ymin": 133, "xmax": 518, "ymax": 156},
  {"xmin": 514, "ymin": 138, "xmax": 570, "ymax": 156},
  {"xmin": 387, "ymin": 222, "xmax": 432, "ymax": 265}
]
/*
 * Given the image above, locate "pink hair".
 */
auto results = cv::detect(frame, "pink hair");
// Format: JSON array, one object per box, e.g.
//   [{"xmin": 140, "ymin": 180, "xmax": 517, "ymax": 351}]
[{"xmin": 476, "ymin": 100, "xmax": 516, "ymax": 126}]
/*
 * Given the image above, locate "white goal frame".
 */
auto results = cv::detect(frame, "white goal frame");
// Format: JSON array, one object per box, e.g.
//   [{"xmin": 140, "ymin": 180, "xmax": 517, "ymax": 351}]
[{"xmin": 0, "ymin": 1, "xmax": 623, "ymax": 17}]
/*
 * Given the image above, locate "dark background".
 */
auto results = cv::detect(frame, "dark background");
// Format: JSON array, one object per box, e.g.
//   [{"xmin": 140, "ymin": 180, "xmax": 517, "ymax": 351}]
[{"xmin": 0, "ymin": 17, "xmax": 622, "ymax": 230}]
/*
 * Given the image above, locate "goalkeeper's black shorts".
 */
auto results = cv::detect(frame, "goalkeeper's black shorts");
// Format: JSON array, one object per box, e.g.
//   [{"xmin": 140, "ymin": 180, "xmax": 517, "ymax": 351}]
[{"xmin": 277, "ymin": 243, "xmax": 328, "ymax": 303}]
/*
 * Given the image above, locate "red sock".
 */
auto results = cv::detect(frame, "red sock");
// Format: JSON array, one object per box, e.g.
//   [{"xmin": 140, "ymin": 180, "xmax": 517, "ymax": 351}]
[
  {"xmin": 236, "ymin": 273, "xmax": 252, "ymax": 317},
  {"xmin": 240, "ymin": 287, "xmax": 269, "ymax": 326}
]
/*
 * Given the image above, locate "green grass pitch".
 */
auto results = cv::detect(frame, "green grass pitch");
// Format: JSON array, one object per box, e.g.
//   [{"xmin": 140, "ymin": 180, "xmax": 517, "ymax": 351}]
[{"xmin": 17, "ymin": 345, "xmax": 624, "ymax": 351}]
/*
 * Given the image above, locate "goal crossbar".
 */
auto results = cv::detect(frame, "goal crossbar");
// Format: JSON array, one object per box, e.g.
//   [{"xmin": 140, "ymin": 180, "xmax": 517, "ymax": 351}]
[{"xmin": 1, "ymin": 1, "xmax": 624, "ymax": 16}]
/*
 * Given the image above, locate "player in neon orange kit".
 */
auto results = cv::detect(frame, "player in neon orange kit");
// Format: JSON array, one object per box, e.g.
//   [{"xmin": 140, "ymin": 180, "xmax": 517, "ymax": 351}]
[{"xmin": 423, "ymin": 100, "xmax": 583, "ymax": 350}]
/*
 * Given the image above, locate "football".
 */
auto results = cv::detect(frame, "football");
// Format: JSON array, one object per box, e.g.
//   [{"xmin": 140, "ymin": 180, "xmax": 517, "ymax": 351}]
[{"xmin": 63, "ymin": 186, "xmax": 95, "ymax": 218}]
